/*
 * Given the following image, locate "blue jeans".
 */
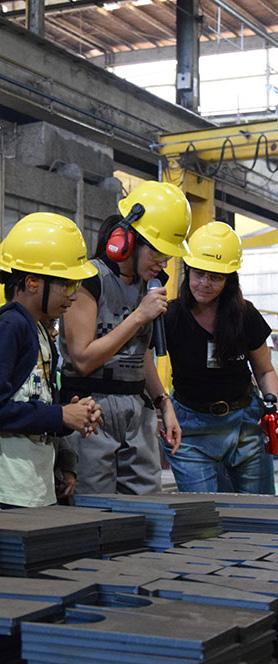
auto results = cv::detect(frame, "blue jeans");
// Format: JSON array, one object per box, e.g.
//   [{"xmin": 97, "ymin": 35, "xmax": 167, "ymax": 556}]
[{"xmin": 162, "ymin": 391, "xmax": 275, "ymax": 494}]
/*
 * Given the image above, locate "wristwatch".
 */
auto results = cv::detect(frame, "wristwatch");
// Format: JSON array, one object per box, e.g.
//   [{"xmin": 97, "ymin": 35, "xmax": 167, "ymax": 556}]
[{"xmin": 153, "ymin": 393, "xmax": 170, "ymax": 409}]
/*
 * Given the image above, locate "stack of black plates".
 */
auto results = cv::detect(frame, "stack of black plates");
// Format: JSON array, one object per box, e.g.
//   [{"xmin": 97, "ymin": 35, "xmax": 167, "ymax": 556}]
[
  {"xmin": 64, "ymin": 596, "xmax": 276, "ymax": 664},
  {"xmin": 74, "ymin": 493, "xmax": 221, "ymax": 550},
  {"xmin": 0, "ymin": 575, "xmax": 98, "ymax": 605},
  {"xmin": 218, "ymin": 508, "xmax": 278, "ymax": 535},
  {"xmin": 0, "ymin": 598, "xmax": 58, "ymax": 664},
  {"xmin": 0, "ymin": 506, "xmax": 145, "ymax": 575},
  {"xmin": 0, "ymin": 599, "xmax": 59, "ymax": 637},
  {"xmin": 212, "ymin": 493, "xmax": 278, "ymax": 534},
  {"xmin": 0, "ymin": 588, "xmax": 94, "ymax": 664},
  {"xmin": 215, "ymin": 494, "xmax": 278, "ymax": 510},
  {"xmin": 178, "ymin": 537, "xmax": 276, "ymax": 562},
  {"xmin": 21, "ymin": 610, "xmax": 241, "ymax": 664},
  {"xmin": 140, "ymin": 577, "xmax": 278, "ymax": 612},
  {"xmin": 65, "ymin": 552, "xmax": 226, "ymax": 577}
]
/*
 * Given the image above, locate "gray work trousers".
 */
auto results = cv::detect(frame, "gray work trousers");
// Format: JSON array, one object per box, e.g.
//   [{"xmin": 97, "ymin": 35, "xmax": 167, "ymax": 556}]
[{"xmin": 66, "ymin": 393, "xmax": 162, "ymax": 495}]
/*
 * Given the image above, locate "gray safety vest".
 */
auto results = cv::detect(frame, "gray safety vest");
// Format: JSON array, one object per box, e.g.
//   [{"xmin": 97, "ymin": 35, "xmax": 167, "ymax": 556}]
[{"xmin": 60, "ymin": 259, "xmax": 152, "ymax": 394}]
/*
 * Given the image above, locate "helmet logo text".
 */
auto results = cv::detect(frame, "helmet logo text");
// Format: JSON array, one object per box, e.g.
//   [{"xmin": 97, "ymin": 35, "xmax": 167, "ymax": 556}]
[{"xmin": 203, "ymin": 252, "xmax": 222, "ymax": 260}]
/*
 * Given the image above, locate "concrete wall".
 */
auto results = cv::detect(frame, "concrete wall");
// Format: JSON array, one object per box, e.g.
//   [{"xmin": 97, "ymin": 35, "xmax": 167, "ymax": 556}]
[{"xmin": 3, "ymin": 121, "xmax": 121, "ymax": 254}]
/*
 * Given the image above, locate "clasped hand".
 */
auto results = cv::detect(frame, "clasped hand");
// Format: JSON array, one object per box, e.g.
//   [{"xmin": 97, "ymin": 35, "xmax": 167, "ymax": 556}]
[{"xmin": 62, "ymin": 395, "xmax": 103, "ymax": 437}]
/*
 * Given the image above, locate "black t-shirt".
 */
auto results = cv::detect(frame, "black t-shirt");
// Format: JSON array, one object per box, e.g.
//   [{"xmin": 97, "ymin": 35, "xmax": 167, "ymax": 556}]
[{"xmin": 164, "ymin": 299, "xmax": 271, "ymax": 403}]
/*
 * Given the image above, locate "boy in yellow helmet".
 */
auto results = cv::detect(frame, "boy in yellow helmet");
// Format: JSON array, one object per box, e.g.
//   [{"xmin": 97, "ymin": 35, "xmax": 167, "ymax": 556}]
[{"xmin": 0, "ymin": 212, "xmax": 102, "ymax": 508}]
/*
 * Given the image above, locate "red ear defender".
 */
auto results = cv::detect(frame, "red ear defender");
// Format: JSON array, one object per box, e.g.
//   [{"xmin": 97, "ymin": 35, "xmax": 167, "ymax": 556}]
[
  {"xmin": 106, "ymin": 226, "xmax": 136, "ymax": 262},
  {"xmin": 105, "ymin": 203, "xmax": 145, "ymax": 262}
]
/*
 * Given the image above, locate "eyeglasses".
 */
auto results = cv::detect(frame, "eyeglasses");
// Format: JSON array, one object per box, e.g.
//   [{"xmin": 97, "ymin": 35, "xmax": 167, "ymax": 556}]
[
  {"xmin": 142, "ymin": 239, "xmax": 171, "ymax": 264},
  {"xmin": 147, "ymin": 247, "xmax": 172, "ymax": 264},
  {"xmin": 190, "ymin": 268, "xmax": 226, "ymax": 283},
  {"xmin": 52, "ymin": 279, "xmax": 82, "ymax": 295},
  {"xmin": 152, "ymin": 252, "xmax": 171, "ymax": 264}
]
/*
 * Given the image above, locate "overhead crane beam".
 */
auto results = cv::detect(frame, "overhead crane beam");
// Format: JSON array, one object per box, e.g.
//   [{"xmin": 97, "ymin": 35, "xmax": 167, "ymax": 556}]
[{"xmin": 158, "ymin": 120, "xmax": 278, "ymax": 163}]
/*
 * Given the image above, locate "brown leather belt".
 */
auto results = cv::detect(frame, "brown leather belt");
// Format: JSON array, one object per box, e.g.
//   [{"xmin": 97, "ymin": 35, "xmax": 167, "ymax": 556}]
[{"xmin": 174, "ymin": 387, "xmax": 253, "ymax": 416}]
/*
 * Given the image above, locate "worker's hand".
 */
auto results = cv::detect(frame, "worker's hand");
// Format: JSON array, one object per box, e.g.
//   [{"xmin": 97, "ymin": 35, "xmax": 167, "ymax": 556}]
[
  {"xmin": 62, "ymin": 397, "xmax": 103, "ymax": 437},
  {"xmin": 135, "ymin": 288, "xmax": 167, "ymax": 325},
  {"xmin": 159, "ymin": 399, "xmax": 181, "ymax": 455},
  {"xmin": 71, "ymin": 394, "xmax": 103, "ymax": 436},
  {"xmin": 70, "ymin": 394, "xmax": 103, "ymax": 433},
  {"xmin": 56, "ymin": 471, "xmax": 76, "ymax": 498}
]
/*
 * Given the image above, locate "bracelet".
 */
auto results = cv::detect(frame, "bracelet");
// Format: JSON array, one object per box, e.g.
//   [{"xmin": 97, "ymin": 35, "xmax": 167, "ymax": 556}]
[{"xmin": 153, "ymin": 393, "xmax": 170, "ymax": 409}]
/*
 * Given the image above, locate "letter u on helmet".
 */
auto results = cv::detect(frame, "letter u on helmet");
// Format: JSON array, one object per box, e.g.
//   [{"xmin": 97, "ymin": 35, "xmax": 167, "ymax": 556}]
[
  {"xmin": 118, "ymin": 180, "xmax": 191, "ymax": 257},
  {"xmin": 0, "ymin": 212, "xmax": 97, "ymax": 280},
  {"xmin": 184, "ymin": 221, "xmax": 242, "ymax": 273}
]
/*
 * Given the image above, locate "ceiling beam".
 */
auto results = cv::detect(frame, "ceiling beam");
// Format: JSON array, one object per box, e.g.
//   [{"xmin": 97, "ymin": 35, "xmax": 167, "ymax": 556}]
[
  {"xmin": 46, "ymin": 15, "xmax": 111, "ymax": 52},
  {"xmin": 126, "ymin": 3, "xmax": 175, "ymax": 38},
  {"xmin": 1, "ymin": 0, "xmax": 105, "ymax": 17},
  {"xmin": 210, "ymin": 0, "xmax": 278, "ymax": 48},
  {"xmin": 95, "ymin": 6, "xmax": 158, "ymax": 48},
  {"xmin": 201, "ymin": 5, "xmax": 239, "ymax": 39},
  {"xmin": 255, "ymin": 0, "xmax": 278, "ymax": 21}
]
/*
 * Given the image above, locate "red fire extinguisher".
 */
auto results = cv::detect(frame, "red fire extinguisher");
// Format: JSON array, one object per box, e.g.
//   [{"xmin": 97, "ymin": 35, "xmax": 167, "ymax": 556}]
[{"xmin": 260, "ymin": 393, "xmax": 278, "ymax": 455}]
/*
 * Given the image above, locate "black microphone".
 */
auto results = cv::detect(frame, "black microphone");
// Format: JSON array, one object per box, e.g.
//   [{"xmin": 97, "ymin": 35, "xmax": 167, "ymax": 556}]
[{"xmin": 147, "ymin": 278, "xmax": 167, "ymax": 357}]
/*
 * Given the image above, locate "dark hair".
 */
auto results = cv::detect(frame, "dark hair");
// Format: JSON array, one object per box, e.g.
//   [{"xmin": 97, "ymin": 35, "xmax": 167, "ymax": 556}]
[
  {"xmin": 2, "ymin": 270, "xmax": 27, "ymax": 302},
  {"xmin": 180, "ymin": 266, "xmax": 247, "ymax": 364},
  {"xmin": 95, "ymin": 215, "xmax": 122, "ymax": 259}
]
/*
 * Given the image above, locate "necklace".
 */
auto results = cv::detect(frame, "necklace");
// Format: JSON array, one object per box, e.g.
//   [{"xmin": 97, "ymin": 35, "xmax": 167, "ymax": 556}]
[{"xmin": 37, "ymin": 322, "xmax": 54, "ymax": 396}]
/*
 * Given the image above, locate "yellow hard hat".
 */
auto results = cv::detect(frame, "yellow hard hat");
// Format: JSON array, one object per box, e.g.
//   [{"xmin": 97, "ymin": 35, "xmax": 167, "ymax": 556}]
[
  {"xmin": 0, "ymin": 284, "xmax": 5, "ymax": 307},
  {"xmin": 118, "ymin": 181, "xmax": 191, "ymax": 257},
  {"xmin": 184, "ymin": 221, "xmax": 242, "ymax": 274},
  {"xmin": 0, "ymin": 212, "xmax": 97, "ymax": 280},
  {"xmin": 0, "ymin": 243, "xmax": 5, "ymax": 305}
]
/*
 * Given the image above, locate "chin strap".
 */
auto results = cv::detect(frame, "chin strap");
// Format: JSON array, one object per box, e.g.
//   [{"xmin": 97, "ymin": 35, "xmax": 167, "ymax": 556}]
[{"xmin": 42, "ymin": 277, "xmax": 51, "ymax": 315}]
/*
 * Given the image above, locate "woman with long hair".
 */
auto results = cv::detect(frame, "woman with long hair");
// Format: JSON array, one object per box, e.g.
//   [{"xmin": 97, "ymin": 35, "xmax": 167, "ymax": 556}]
[{"xmin": 162, "ymin": 221, "xmax": 278, "ymax": 494}]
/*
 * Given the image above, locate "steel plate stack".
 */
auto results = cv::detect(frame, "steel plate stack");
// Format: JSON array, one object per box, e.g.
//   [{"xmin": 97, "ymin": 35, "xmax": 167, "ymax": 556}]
[
  {"xmin": 21, "ymin": 612, "xmax": 241, "ymax": 664},
  {"xmin": 0, "ymin": 506, "xmax": 145, "ymax": 575},
  {"xmin": 74, "ymin": 493, "xmax": 221, "ymax": 550}
]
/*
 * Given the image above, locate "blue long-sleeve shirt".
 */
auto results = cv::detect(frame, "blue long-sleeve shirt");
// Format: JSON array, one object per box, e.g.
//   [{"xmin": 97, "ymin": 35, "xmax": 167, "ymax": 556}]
[{"xmin": 0, "ymin": 302, "xmax": 64, "ymax": 434}]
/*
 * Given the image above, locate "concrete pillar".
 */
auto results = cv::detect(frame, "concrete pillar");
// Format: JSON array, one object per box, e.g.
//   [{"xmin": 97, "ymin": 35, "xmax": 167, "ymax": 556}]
[
  {"xmin": 55, "ymin": 162, "xmax": 85, "ymax": 233},
  {"xmin": 176, "ymin": 0, "xmax": 200, "ymax": 112},
  {"xmin": 26, "ymin": 0, "xmax": 44, "ymax": 36}
]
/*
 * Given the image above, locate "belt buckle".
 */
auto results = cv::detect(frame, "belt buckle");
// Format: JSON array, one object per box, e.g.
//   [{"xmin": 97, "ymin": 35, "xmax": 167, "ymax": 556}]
[{"xmin": 209, "ymin": 400, "xmax": 230, "ymax": 416}]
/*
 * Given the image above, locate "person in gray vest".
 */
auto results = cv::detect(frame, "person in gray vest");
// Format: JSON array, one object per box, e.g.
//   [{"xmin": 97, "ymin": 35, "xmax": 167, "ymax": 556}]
[{"xmin": 59, "ymin": 181, "xmax": 192, "ymax": 494}]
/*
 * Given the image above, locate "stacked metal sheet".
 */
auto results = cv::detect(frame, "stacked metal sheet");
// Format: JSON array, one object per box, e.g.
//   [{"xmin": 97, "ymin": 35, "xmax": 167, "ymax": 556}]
[
  {"xmin": 215, "ymin": 494, "xmax": 278, "ymax": 509},
  {"xmin": 0, "ymin": 575, "xmax": 98, "ymax": 604},
  {"xmin": 63, "ymin": 597, "xmax": 276, "ymax": 664},
  {"xmin": 74, "ymin": 493, "xmax": 221, "ymax": 550},
  {"xmin": 27, "ymin": 544, "xmax": 278, "ymax": 663},
  {"xmin": 214, "ymin": 494, "xmax": 278, "ymax": 534},
  {"xmin": 0, "ymin": 599, "xmax": 60, "ymax": 636},
  {"xmin": 218, "ymin": 507, "xmax": 278, "ymax": 534},
  {"xmin": 0, "ymin": 597, "xmax": 66, "ymax": 664},
  {"xmin": 21, "ymin": 611, "xmax": 241, "ymax": 664},
  {"xmin": 0, "ymin": 506, "xmax": 145, "ymax": 575},
  {"xmin": 2, "ymin": 495, "xmax": 278, "ymax": 663},
  {"xmin": 65, "ymin": 552, "xmax": 227, "ymax": 577}
]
